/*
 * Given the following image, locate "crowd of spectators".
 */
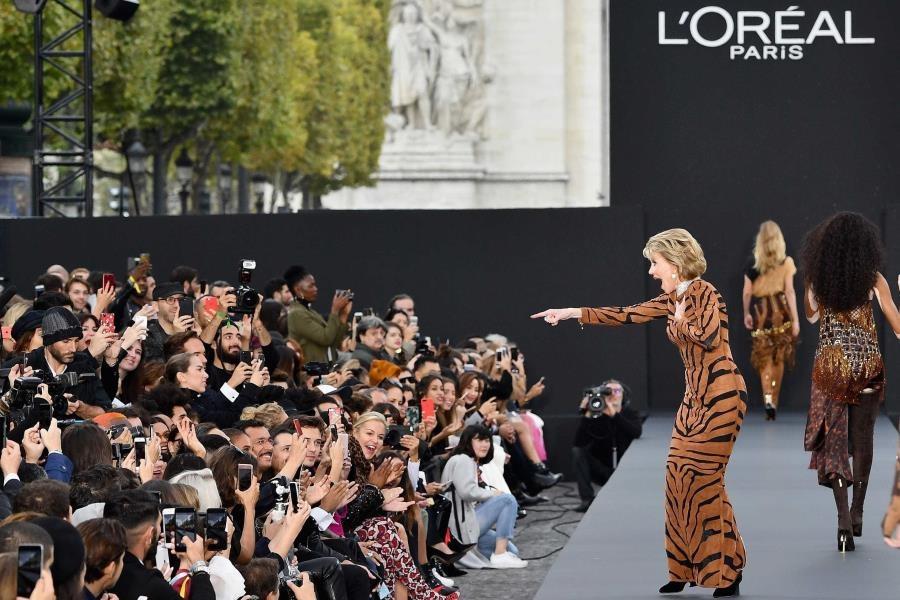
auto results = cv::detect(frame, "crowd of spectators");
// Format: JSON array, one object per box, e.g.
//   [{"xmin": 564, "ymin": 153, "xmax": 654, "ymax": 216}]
[{"xmin": 0, "ymin": 257, "xmax": 560, "ymax": 600}]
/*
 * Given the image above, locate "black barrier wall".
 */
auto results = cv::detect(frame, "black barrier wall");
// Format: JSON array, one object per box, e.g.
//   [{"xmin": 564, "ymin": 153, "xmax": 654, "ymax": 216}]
[
  {"xmin": 611, "ymin": 0, "xmax": 900, "ymax": 415},
  {"xmin": 0, "ymin": 208, "xmax": 649, "ymax": 476}
]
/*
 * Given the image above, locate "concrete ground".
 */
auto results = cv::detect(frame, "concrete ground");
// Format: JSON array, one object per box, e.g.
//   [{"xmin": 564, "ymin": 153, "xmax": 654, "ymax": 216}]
[{"xmin": 453, "ymin": 482, "xmax": 586, "ymax": 600}]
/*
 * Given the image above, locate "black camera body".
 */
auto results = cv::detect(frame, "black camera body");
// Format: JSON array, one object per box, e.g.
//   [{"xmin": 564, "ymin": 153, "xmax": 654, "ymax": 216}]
[
  {"xmin": 583, "ymin": 384, "xmax": 616, "ymax": 417},
  {"xmin": 229, "ymin": 259, "xmax": 260, "ymax": 316},
  {"xmin": 11, "ymin": 370, "xmax": 95, "ymax": 422},
  {"xmin": 303, "ymin": 361, "xmax": 331, "ymax": 377}
]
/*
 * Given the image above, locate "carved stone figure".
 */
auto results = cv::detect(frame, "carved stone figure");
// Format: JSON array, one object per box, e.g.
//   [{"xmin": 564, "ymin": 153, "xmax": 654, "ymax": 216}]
[{"xmin": 388, "ymin": 2, "xmax": 437, "ymax": 130}]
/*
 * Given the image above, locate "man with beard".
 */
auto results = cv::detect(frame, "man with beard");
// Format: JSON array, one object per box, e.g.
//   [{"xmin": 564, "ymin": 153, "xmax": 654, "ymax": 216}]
[
  {"xmin": 105, "ymin": 489, "xmax": 215, "ymax": 600},
  {"xmin": 238, "ymin": 419, "xmax": 275, "ymax": 474},
  {"xmin": 3, "ymin": 307, "xmax": 116, "ymax": 416},
  {"xmin": 203, "ymin": 296, "xmax": 279, "ymax": 394}
]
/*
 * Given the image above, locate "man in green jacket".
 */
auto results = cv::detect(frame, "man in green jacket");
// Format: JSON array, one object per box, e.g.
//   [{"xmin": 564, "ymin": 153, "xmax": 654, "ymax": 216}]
[{"xmin": 284, "ymin": 265, "xmax": 352, "ymax": 363}]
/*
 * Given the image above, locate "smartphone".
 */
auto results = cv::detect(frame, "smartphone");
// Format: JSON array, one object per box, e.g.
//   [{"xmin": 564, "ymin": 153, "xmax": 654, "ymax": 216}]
[
  {"xmin": 1, "ymin": 326, "xmax": 10, "ymax": 341},
  {"xmin": 409, "ymin": 315, "xmax": 418, "ymax": 327},
  {"xmin": 33, "ymin": 284, "xmax": 44, "ymax": 300},
  {"xmin": 289, "ymin": 481, "xmax": 301, "ymax": 512},
  {"xmin": 239, "ymin": 350, "xmax": 253, "ymax": 365},
  {"xmin": 338, "ymin": 432, "xmax": 349, "ymax": 459},
  {"xmin": 202, "ymin": 296, "xmax": 219, "ymax": 313},
  {"xmin": 463, "ymin": 364, "xmax": 475, "ymax": 372},
  {"xmin": 237, "ymin": 463, "xmax": 253, "ymax": 492},
  {"xmin": 133, "ymin": 315, "xmax": 148, "ymax": 329},
  {"xmin": 511, "ymin": 348, "xmax": 519, "ymax": 361},
  {"xmin": 421, "ymin": 397, "xmax": 436, "ymax": 421},
  {"xmin": 406, "ymin": 406, "xmax": 421, "ymax": 430},
  {"xmin": 293, "ymin": 418, "xmax": 303, "ymax": 435},
  {"xmin": 328, "ymin": 407, "xmax": 341, "ymax": 427},
  {"xmin": 100, "ymin": 312, "xmax": 115, "ymax": 331},
  {"xmin": 0, "ymin": 415, "xmax": 6, "ymax": 449},
  {"xmin": 205, "ymin": 507, "xmax": 228, "ymax": 551},
  {"xmin": 162, "ymin": 508, "xmax": 176, "ymax": 545},
  {"xmin": 34, "ymin": 402, "xmax": 52, "ymax": 430},
  {"xmin": 111, "ymin": 443, "xmax": 123, "ymax": 465},
  {"xmin": 363, "ymin": 307, "xmax": 375, "ymax": 317},
  {"xmin": 16, "ymin": 544, "xmax": 42, "ymax": 597},
  {"xmin": 352, "ymin": 311, "xmax": 363, "ymax": 324},
  {"xmin": 102, "ymin": 273, "xmax": 115, "ymax": 290},
  {"xmin": 174, "ymin": 508, "xmax": 196, "ymax": 552},
  {"xmin": 134, "ymin": 436, "xmax": 146, "ymax": 463},
  {"xmin": 178, "ymin": 297, "xmax": 194, "ymax": 319}
]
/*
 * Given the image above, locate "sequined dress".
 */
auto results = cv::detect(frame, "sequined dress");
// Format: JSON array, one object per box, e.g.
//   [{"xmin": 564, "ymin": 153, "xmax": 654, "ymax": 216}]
[{"xmin": 804, "ymin": 303, "xmax": 884, "ymax": 486}]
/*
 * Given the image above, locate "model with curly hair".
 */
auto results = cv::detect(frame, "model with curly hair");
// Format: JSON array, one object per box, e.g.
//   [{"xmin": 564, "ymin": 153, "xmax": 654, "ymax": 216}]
[
  {"xmin": 742, "ymin": 220, "xmax": 800, "ymax": 420},
  {"xmin": 801, "ymin": 212, "xmax": 900, "ymax": 552}
]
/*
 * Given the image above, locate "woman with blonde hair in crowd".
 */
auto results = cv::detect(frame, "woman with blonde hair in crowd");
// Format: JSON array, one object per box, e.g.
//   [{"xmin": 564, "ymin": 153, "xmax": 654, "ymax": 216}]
[{"xmin": 742, "ymin": 220, "xmax": 800, "ymax": 420}]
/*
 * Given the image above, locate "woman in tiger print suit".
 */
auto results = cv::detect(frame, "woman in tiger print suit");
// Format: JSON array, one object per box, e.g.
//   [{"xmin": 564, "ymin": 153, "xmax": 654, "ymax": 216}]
[{"xmin": 533, "ymin": 229, "xmax": 745, "ymax": 597}]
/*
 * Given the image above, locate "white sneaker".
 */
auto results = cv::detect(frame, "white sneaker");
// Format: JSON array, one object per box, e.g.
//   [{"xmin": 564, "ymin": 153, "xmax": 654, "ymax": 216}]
[
  {"xmin": 489, "ymin": 552, "xmax": 528, "ymax": 569},
  {"xmin": 457, "ymin": 549, "xmax": 491, "ymax": 570},
  {"xmin": 432, "ymin": 567, "xmax": 455, "ymax": 587}
]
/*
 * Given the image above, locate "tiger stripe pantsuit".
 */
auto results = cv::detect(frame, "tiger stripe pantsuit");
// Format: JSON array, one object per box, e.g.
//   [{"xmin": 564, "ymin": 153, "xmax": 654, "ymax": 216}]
[{"xmin": 581, "ymin": 280, "xmax": 747, "ymax": 588}]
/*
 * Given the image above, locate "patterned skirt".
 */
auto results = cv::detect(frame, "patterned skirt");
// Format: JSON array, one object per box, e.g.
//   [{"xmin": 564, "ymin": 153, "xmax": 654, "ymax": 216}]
[{"xmin": 749, "ymin": 293, "xmax": 796, "ymax": 371}]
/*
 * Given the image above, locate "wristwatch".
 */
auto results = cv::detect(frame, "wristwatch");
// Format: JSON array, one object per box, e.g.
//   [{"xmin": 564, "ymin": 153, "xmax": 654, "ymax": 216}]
[{"xmin": 190, "ymin": 560, "xmax": 210, "ymax": 575}]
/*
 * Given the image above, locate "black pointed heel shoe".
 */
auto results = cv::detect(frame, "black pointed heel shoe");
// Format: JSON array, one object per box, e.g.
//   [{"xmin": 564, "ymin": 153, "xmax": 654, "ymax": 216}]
[
  {"xmin": 659, "ymin": 581, "xmax": 695, "ymax": 594},
  {"xmin": 713, "ymin": 572, "xmax": 741, "ymax": 598},
  {"xmin": 838, "ymin": 529, "xmax": 855, "ymax": 552}
]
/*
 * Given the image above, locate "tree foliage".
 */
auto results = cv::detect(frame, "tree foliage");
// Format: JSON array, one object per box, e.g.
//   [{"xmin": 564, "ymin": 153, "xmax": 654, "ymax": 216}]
[{"xmin": 0, "ymin": 0, "xmax": 390, "ymax": 205}]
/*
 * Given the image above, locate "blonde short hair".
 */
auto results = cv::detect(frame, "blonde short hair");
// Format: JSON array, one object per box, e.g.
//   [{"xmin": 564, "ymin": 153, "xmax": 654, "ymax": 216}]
[
  {"xmin": 353, "ymin": 411, "xmax": 388, "ymax": 432},
  {"xmin": 239, "ymin": 402, "xmax": 289, "ymax": 431},
  {"xmin": 643, "ymin": 228, "xmax": 707, "ymax": 279}
]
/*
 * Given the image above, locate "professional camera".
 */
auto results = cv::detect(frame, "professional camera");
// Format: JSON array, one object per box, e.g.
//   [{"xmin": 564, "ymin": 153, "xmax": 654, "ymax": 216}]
[
  {"xmin": 228, "ymin": 259, "xmax": 260, "ymax": 316},
  {"xmin": 10, "ymin": 370, "xmax": 95, "ymax": 421},
  {"xmin": 583, "ymin": 384, "xmax": 615, "ymax": 418}
]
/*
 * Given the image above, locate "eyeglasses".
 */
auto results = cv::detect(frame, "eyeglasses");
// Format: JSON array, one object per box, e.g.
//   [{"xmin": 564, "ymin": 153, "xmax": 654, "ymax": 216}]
[{"xmin": 163, "ymin": 296, "xmax": 185, "ymax": 305}]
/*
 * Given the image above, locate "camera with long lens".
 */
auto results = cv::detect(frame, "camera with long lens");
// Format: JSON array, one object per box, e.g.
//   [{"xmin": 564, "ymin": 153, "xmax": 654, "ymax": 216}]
[
  {"xmin": 583, "ymin": 385, "xmax": 615, "ymax": 418},
  {"xmin": 228, "ymin": 259, "xmax": 260, "ymax": 316},
  {"xmin": 10, "ymin": 370, "xmax": 96, "ymax": 422}
]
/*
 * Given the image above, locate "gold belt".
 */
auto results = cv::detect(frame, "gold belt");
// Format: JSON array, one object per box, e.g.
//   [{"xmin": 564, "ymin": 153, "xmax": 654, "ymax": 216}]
[{"xmin": 751, "ymin": 321, "xmax": 792, "ymax": 337}]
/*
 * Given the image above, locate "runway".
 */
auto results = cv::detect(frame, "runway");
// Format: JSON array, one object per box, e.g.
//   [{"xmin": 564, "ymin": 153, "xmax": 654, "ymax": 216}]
[{"xmin": 534, "ymin": 411, "xmax": 900, "ymax": 599}]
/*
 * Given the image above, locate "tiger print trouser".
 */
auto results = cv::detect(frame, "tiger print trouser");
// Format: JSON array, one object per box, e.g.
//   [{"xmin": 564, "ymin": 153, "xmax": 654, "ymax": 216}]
[{"xmin": 664, "ymin": 392, "xmax": 747, "ymax": 588}]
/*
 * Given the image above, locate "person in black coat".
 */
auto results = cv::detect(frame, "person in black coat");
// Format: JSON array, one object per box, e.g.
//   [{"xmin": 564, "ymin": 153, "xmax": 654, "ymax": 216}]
[
  {"xmin": 571, "ymin": 379, "xmax": 643, "ymax": 511},
  {"xmin": 105, "ymin": 489, "xmax": 216, "ymax": 600}
]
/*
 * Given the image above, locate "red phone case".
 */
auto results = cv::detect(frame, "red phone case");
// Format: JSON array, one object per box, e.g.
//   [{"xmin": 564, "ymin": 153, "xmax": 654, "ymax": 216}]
[
  {"xmin": 1, "ymin": 326, "xmax": 10, "ymax": 340},
  {"xmin": 100, "ymin": 313, "xmax": 114, "ymax": 330},
  {"xmin": 421, "ymin": 398, "xmax": 436, "ymax": 420},
  {"xmin": 102, "ymin": 273, "xmax": 115, "ymax": 290},
  {"xmin": 203, "ymin": 296, "xmax": 219, "ymax": 312}
]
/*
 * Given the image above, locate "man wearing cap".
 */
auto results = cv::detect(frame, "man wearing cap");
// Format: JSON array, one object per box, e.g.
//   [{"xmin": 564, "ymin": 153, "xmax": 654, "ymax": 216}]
[
  {"xmin": 143, "ymin": 282, "xmax": 193, "ymax": 364},
  {"xmin": 351, "ymin": 316, "xmax": 391, "ymax": 370},
  {"xmin": 2, "ymin": 307, "xmax": 116, "ymax": 415}
]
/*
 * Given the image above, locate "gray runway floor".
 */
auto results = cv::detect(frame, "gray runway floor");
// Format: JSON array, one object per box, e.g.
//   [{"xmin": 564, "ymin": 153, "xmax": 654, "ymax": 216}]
[{"xmin": 534, "ymin": 411, "xmax": 900, "ymax": 600}]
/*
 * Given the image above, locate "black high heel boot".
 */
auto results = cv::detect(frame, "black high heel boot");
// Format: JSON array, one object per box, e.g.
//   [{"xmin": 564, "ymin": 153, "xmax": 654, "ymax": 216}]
[
  {"xmin": 851, "ymin": 480, "xmax": 868, "ymax": 537},
  {"xmin": 713, "ymin": 573, "xmax": 742, "ymax": 598},
  {"xmin": 838, "ymin": 529, "xmax": 855, "ymax": 552},
  {"xmin": 658, "ymin": 581, "xmax": 695, "ymax": 594}
]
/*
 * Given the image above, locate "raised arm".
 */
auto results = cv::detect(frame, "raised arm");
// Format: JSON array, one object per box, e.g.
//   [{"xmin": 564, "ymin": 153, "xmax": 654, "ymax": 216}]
[
  {"xmin": 804, "ymin": 283, "xmax": 819, "ymax": 323},
  {"xmin": 531, "ymin": 295, "xmax": 670, "ymax": 327},
  {"xmin": 873, "ymin": 272, "xmax": 900, "ymax": 338}
]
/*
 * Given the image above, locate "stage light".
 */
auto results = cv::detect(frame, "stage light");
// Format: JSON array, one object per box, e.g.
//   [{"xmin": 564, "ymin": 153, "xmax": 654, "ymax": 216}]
[
  {"xmin": 94, "ymin": 0, "xmax": 139, "ymax": 22},
  {"xmin": 13, "ymin": 0, "xmax": 48, "ymax": 14}
]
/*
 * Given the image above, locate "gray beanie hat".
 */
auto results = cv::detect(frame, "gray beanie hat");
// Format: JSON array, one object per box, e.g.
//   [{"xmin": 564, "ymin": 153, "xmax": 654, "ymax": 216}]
[{"xmin": 41, "ymin": 306, "xmax": 83, "ymax": 346}]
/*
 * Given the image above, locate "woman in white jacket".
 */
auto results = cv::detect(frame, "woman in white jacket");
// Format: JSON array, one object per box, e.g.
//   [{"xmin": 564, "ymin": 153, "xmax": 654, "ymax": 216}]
[{"xmin": 441, "ymin": 425, "xmax": 526, "ymax": 569}]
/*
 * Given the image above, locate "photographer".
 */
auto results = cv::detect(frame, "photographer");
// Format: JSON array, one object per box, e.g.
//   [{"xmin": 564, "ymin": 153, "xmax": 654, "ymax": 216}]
[
  {"xmin": 2, "ymin": 307, "xmax": 117, "ymax": 417},
  {"xmin": 284, "ymin": 265, "xmax": 351, "ymax": 364},
  {"xmin": 572, "ymin": 379, "xmax": 642, "ymax": 512}
]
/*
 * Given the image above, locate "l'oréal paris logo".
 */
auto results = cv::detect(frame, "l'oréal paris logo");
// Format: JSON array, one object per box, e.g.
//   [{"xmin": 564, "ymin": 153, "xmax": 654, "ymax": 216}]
[{"xmin": 658, "ymin": 6, "xmax": 875, "ymax": 60}]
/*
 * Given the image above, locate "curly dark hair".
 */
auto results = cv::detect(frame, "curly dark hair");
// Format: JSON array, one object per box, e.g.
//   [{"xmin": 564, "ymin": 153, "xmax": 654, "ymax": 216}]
[{"xmin": 801, "ymin": 212, "xmax": 883, "ymax": 312}]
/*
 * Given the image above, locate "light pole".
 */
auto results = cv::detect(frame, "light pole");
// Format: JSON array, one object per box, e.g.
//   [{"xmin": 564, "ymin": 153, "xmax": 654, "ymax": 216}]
[
  {"xmin": 125, "ymin": 139, "xmax": 146, "ymax": 215},
  {"xmin": 175, "ymin": 148, "xmax": 193, "ymax": 215},
  {"xmin": 218, "ymin": 163, "xmax": 232, "ymax": 214}
]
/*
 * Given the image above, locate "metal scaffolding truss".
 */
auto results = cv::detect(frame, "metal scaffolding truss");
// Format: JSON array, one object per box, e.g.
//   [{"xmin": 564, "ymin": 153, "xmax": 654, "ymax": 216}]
[{"xmin": 32, "ymin": 0, "xmax": 93, "ymax": 217}]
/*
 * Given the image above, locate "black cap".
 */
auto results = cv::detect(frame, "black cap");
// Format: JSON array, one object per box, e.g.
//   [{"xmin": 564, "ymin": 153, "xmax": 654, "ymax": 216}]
[
  {"xmin": 153, "ymin": 282, "xmax": 183, "ymax": 300},
  {"xmin": 41, "ymin": 307, "xmax": 82, "ymax": 345}
]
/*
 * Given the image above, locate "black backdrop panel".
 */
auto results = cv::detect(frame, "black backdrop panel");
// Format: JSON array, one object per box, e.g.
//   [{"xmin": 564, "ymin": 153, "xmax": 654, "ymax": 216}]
[
  {"xmin": 611, "ymin": 0, "xmax": 900, "ymax": 412},
  {"xmin": 0, "ymin": 208, "xmax": 648, "ymax": 475}
]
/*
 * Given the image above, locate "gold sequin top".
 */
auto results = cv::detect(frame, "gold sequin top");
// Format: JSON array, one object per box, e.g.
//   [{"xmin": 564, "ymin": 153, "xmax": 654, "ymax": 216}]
[{"xmin": 812, "ymin": 304, "xmax": 883, "ymax": 404}]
